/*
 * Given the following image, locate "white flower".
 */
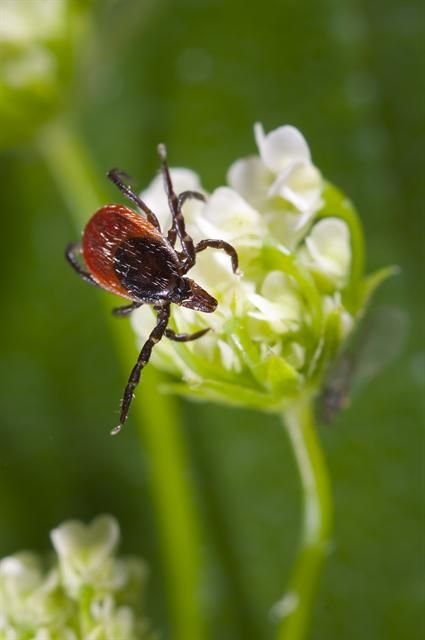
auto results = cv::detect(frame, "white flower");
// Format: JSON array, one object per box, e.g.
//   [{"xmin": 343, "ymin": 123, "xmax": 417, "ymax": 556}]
[
  {"xmin": 0, "ymin": 1, "xmax": 67, "ymax": 44},
  {"xmin": 128, "ymin": 122, "xmax": 375, "ymax": 410},
  {"xmin": 87, "ymin": 596, "xmax": 145, "ymax": 640},
  {"xmin": 230, "ymin": 122, "xmax": 323, "ymax": 214},
  {"xmin": 297, "ymin": 218, "xmax": 351, "ymax": 289},
  {"xmin": 0, "ymin": 516, "xmax": 152, "ymax": 639},
  {"xmin": 50, "ymin": 515, "xmax": 120, "ymax": 597},
  {"xmin": 131, "ymin": 179, "xmax": 307, "ymax": 390},
  {"xmin": 0, "ymin": 553, "xmax": 69, "ymax": 630},
  {"xmin": 0, "ymin": 0, "xmax": 92, "ymax": 148},
  {"xmin": 196, "ymin": 187, "xmax": 267, "ymax": 248},
  {"xmin": 228, "ymin": 123, "xmax": 324, "ymax": 248},
  {"xmin": 248, "ymin": 271, "xmax": 304, "ymax": 334}
]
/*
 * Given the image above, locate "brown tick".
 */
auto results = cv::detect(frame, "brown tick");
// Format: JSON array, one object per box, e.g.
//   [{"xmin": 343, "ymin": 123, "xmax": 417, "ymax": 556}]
[{"xmin": 66, "ymin": 144, "xmax": 239, "ymax": 434}]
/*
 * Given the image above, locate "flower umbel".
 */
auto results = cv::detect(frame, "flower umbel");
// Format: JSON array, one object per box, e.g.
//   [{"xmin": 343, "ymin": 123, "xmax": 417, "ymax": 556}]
[
  {"xmin": 132, "ymin": 123, "xmax": 388, "ymax": 412},
  {"xmin": 0, "ymin": 515, "xmax": 153, "ymax": 640}
]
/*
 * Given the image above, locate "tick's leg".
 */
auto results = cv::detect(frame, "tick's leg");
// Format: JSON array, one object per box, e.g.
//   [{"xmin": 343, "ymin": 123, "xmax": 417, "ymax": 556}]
[
  {"xmin": 111, "ymin": 304, "xmax": 170, "ymax": 435},
  {"xmin": 107, "ymin": 168, "xmax": 161, "ymax": 230},
  {"xmin": 178, "ymin": 190, "xmax": 206, "ymax": 209},
  {"xmin": 112, "ymin": 302, "xmax": 143, "ymax": 317},
  {"xmin": 157, "ymin": 144, "xmax": 196, "ymax": 269},
  {"xmin": 195, "ymin": 239, "xmax": 239, "ymax": 274},
  {"xmin": 65, "ymin": 243, "xmax": 100, "ymax": 288},
  {"xmin": 165, "ymin": 327, "xmax": 210, "ymax": 342},
  {"xmin": 167, "ymin": 190, "xmax": 206, "ymax": 247}
]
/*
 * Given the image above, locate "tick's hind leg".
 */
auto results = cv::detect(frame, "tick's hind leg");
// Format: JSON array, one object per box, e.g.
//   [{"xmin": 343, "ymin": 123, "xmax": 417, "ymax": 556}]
[
  {"xmin": 195, "ymin": 239, "xmax": 239, "ymax": 274},
  {"xmin": 107, "ymin": 168, "xmax": 161, "ymax": 230},
  {"xmin": 165, "ymin": 327, "xmax": 210, "ymax": 342},
  {"xmin": 65, "ymin": 243, "xmax": 100, "ymax": 288},
  {"xmin": 111, "ymin": 304, "xmax": 171, "ymax": 435}
]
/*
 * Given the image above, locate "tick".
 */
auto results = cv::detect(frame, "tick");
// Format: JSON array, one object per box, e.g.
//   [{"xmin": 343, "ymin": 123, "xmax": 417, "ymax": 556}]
[{"xmin": 66, "ymin": 144, "xmax": 239, "ymax": 435}]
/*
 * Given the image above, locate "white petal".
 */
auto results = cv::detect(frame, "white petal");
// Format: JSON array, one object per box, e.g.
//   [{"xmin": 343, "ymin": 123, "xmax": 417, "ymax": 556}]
[
  {"xmin": 0, "ymin": 0, "xmax": 66, "ymax": 43},
  {"xmin": 130, "ymin": 305, "xmax": 156, "ymax": 343},
  {"xmin": 217, "ymin": 340, "xmax": 241, "ymax": 371},
  {"xmin": 247, "ymin": 271, "xmax": 304, "ymax": 334},
  {"xmin": 261, "ymin": 270, "xmax": 291, "ymax": 301},
  {"xmin": 227, "ymin": 155, "xmax": 272, "ymax": 206},
  {"xmin": 0, "ymin": 553, "xmax": 42, "ymax": 592},
  {"xmin": 301, "ymin": 218, "xmax": 351, "ymax": 287},
  {"xmin": 264, "ymin": 206, "xmax": 309, "ymax": 250},
  {"xmin": 248, "ymin": 300, "xmax": 297, "ymax": 334},
  {"xmin": 50, "ymin": 515, "xmax": 119, "ymax": 560},
  {"xmin": 269, "ymin": 163, "xmax": 322, "ymax": 213},
  {"xmin": 322, "ymin": 295, "xmax": 354, "ymax": 336},
  {"xmin": 254, "ymin": 122, "xmax": 312, "ymax": 173},
  {"xmin": 198, "ymin": 186, "xmax": 266, "ymax": 246}
]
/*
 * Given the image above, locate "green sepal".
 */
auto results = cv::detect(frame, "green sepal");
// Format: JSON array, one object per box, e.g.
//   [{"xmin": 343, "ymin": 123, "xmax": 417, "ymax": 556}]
[
  {"xmin": 258, "ymin": 353, "xmax": 301, "ymax": 396},
  {"xmin": 229, "ymin": 321, "xmax": 301, "ymax": 397},
  {"xmin": 360, "ymin": 265, "xmax": 400, "ymax": 308},
  {"xmin": 170, "ymin": 338, "xmax": 257, "ymax": 388},
  {"xmin": 161, "ymin": 379, "xmax": 285, "ymax": 412},
  {"xmin": 308, "ymin": 306, "xmax": 346, "ymax": 387}
]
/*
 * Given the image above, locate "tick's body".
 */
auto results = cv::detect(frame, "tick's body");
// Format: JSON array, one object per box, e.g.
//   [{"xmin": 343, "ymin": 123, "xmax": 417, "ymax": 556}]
[
  {"xmin": 83, "ymin": 204, "xmax": 195, "ymax": 305},
  {"xmin": 66, "ymin": 145, "xmax": 238, "ymax": 434}
]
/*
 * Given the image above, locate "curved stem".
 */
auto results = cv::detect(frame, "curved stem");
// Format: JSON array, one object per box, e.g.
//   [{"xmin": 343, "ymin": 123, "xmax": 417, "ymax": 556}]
[
  {"xmin": 37, "ymin": 119, "xmax": 208, "ymax": 640},
  {"xmin": 276, "ymin": 400, "xmax": 333, "ymax": 640}
]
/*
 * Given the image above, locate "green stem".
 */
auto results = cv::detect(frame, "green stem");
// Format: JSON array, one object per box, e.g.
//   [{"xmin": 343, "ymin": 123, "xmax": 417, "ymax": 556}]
[
  {"xmin": 276, "ymin": 400, "xmax": 333, "ymax": 640},
  {"xmin": 37, "ymin": 119, "xmax": 208, "ymax": 640}
]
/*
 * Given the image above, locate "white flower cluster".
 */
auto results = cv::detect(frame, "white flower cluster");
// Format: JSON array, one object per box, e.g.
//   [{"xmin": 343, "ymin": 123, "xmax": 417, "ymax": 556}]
[
  {"xmin": 0, "ymin": 0, "xmax": 91, "ymax": 148},
  {"xmin": 132, "ymin": 124, "xmax": 357, "ymax": 408},
  {"xmin": 0, "ymin": 516, "xmax": 153, "ymax": 640}
]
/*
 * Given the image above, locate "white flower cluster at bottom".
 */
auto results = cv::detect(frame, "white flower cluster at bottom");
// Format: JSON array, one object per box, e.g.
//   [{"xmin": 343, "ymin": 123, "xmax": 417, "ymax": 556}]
[{"xmin": 0, "ymin": 516, "xmax": 153, "ymax": 640}]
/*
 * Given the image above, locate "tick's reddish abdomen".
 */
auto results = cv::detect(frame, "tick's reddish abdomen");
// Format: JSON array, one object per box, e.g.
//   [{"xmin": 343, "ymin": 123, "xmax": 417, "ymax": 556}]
[{"xmin": 82, "ymin": 204, "xmax": 179, "ymax": 301}]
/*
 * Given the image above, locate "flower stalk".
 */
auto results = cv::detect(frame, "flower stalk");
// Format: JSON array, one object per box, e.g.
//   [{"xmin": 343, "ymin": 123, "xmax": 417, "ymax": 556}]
[{"xmin": 275, "ymin": 400, "xmax": 332, "ymax": 640}]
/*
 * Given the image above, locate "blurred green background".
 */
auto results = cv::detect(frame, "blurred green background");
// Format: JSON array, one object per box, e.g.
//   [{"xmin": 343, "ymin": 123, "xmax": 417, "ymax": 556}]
[{"xmin": 0, "ymin": 0, "xmax": 423, "ymax": 638}]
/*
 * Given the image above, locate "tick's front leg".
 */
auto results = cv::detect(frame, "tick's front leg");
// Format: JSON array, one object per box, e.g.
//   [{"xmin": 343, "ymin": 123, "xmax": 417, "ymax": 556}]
[
  {"xmin": 195, "ymin": 239, "xmax": 239, "ymax": 274},
  {"xmin": 107, "ymin": 168, "xmax": 161, "ymax": 230}
]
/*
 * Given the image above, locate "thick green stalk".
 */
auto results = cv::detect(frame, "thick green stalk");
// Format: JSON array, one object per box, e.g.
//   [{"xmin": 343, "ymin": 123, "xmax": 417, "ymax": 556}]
[
  {"xmin": 37, "ymin": 119, "xmax": 207, "ymax": 640},
  {"xmin": 276, "ymin": 400, "xmax": 333, "ymax": 640}
]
